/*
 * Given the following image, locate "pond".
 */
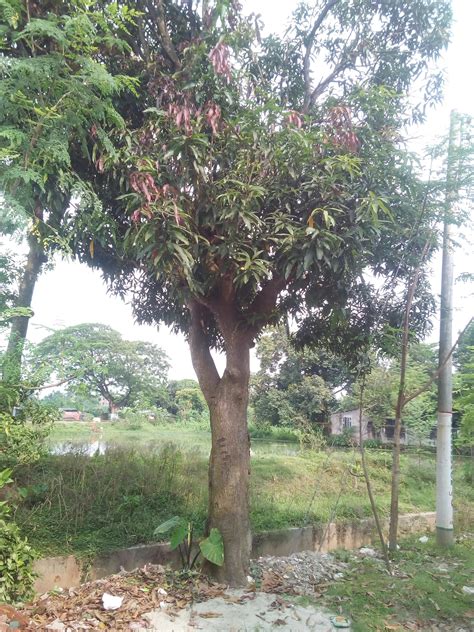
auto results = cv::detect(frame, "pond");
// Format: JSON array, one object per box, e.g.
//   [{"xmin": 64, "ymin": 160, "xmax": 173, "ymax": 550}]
[{"xmin": 49, "ymin": 436, "xmax": 301, "ymax": 458}]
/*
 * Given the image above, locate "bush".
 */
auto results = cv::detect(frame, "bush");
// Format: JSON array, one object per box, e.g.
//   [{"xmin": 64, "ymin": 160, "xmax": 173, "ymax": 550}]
[
  {"xmin": 363, "ymin": 439, "xmax": 384, "ymax": 449},
  {"xmin": 0, "ymin": 396, "xmax": 57, "ymax": 465},
  {"xmin": 249, "ymin": 424, "xmax": 299, "ymax": 442},
  {"xmin": 328, "ymin": 431, "xmax": 354, "ymax": 448},
  {"xmin": 0, "ymin": 469, "xmax": 36, "ymax": 603},
  {"xmin": 462, "ymin": 459, "xmax": 473, "ymax": 485}
]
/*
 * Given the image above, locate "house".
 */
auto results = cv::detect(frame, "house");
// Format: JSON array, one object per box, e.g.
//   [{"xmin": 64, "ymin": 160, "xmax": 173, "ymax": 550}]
[
  {"xmin": 330, "ymin": 408, "xmax": 374, "ymax": 443},
  {"xmin": 330, "ymin": 408, "xmax": 407, "ymax": 445},
  {"xmin": 61, "ymin": 408, "xmax": 82, "ymax": 421}
]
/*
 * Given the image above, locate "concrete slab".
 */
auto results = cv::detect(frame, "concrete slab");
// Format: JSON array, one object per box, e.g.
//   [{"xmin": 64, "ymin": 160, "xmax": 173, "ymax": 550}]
[{"xmin": 141, "ymin": 590, "xmax": 340, "ymax": 631}]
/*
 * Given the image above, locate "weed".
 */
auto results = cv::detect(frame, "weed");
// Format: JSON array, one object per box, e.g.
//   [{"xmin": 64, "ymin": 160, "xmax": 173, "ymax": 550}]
[{"xmin": 314, "ymin": 536, "xmax": 474, "ymax": 631}]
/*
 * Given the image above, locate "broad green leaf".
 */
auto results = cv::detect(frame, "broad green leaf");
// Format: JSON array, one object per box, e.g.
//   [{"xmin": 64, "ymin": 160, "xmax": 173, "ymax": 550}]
[
  {"xmin": 153, "ymin": 515, "xmax": 185, "ymax": 536},
  {"xmin": 199, "ymin": 528, "xmax": 224, "ymax": 567},
  {"xmin": 170, "ymin": 523, "xmax": 188, "ymax": 550}
]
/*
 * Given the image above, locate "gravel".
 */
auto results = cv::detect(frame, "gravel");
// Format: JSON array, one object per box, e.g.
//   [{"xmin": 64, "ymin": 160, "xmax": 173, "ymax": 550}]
[{"xmin": 250, "ymin": 550, "xmax": 349, "ymax": 596}]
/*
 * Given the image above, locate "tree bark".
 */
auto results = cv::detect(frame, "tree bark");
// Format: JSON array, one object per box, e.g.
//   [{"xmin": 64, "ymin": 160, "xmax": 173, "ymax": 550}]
[
  {"xmin": 207, "ymin": 337, "xmax": 251, "ymax": 585},
  {"xmin": 3, "ymin": 230, "xmax": 46, "ymax": 385},
  {"xmin": 388, "ymin": 241, "xmax": 430, "ymax": 551},
  {"xmin": 188, "ymin": 299, "xmax": 252, "ymax": 586}
]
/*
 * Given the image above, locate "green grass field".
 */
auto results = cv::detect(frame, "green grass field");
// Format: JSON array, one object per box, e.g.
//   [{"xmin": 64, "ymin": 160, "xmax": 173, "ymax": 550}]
[{"xmin": 8, "ymin": 422, "xmax": 473, "ymax": 558}]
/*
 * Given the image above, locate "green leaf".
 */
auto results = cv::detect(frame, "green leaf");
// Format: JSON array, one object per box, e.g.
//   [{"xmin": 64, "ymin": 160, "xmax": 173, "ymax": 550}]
[
  {"xmin": 199, "ymin": 528, "xmax": 224, "ymax": 567},
  {"xmin": 153, "ymin": 515, "xmax": 184, "ymax": 536},
  {"xmin": 170, "ymin": 523, "xmax": 188, "ymax": 550},
  {"xmin": 0, "ymin": 469, "xmax": 13, "ymax": 489}
]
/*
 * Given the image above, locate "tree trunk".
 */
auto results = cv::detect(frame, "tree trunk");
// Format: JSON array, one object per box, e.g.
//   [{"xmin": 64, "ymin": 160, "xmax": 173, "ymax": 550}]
[
  {"xmin": 207, "ymin": 339, "xmax": 251, "ymax": 585},
  {"xmin": 388, "ymin": 409, "xmax": 403, "ymax": 550},
  {"xmin": 3, "ymin": 230, "xmax": 46, "ymax": 385},
  {"xmin": 388, "ymin": 244, "xmax": 429, "ymax": 551},
  {"xmin": 187, "ymin": 299, "xmax": 252, "ymax": 586}
]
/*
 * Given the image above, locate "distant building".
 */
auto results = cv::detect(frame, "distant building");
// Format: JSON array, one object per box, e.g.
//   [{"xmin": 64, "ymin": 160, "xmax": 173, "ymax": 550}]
[
  {"xmin": 61, "ymin": 408, "xmax": 82, "ymax": 421},
  {"xmin": 330, "ymin": 408, "xmax": 407, "ymax": 445}
]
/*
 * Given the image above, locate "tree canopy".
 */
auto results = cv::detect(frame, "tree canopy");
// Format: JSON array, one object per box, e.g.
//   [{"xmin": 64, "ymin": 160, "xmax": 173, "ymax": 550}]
[
  {"xmin": 251, "ymin": 327, "xmax": 344, "ymax": 429},
  {"xmin": 0, "ymin": 0, "xmax": 453, "ymax": 585},
  {"xmin": 32, "ymin": 323, "xmax": 169, "ymax": 413}
]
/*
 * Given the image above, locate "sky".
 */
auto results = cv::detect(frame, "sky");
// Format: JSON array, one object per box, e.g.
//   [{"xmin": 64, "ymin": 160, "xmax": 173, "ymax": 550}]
[{"xmin": 6, "ymin": 0, "xmax": 474, "ymax": 382}]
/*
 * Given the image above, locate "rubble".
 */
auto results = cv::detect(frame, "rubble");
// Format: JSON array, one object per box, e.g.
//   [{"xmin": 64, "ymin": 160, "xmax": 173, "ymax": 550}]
[{"xmin": 251, "ymin": 550, "xmax": 348, "ymax": 596}]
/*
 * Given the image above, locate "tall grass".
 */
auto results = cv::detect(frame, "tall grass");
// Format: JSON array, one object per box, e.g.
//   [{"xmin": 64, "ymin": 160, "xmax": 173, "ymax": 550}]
[
  {"xmin": 12, "ymin": 445, "xmax": 207, "ymax": 556},
  {"xmin": 8, "ymin": 446, "xmax": 473, "ymax": 557}
]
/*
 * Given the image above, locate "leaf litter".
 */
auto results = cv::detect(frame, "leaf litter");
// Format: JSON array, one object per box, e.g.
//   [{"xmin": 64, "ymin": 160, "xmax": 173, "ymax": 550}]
[{"xmin": 20, "ymin": 564, "xmax": 229, "ymax": 630}]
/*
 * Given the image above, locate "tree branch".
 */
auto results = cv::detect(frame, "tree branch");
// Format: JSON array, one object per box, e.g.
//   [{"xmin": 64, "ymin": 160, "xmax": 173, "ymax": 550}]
[
  {"xmin": 403, "ymin": 316, "xmax": 473, "ymax": 407},
  {"xmin": 303, "ymin": 0, "xmax": 340, "ymax": 110},
  {"xmin": 151, "ymin": 0, "xmax": 181, "ymax": 70},
  {"xmin": 307, "ymin": 33, "xmax": 359, "ymax": 109},
  {"xmin": 247, "ymin": 275, "xmax": 286, "ymax": 336},
  {"xmin": 187, "ymin": 299, "xmax": 221, "ymax": 404},
  {"xmin": 20, "ymin": 376, "xmax": 74, "ymax": 392}
]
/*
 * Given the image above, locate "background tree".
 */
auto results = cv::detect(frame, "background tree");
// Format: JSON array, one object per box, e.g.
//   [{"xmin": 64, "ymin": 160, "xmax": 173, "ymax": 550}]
[
  {"xmin": 42, "ymin": 389, "xmax": 107, "ymax": 418},
  {"xmin": 454, "ymin": 321, "xmax": 474, "ymax": 448},
  {"xmin": 0, "ymin": 0, "xmax": 134, "ymax": 384},
  {"xmin": 341, "ymin": 344, "xmax": 438, "ymax": 440},
  {"xmin": 32, "ymin": 324, "xmax": 169, "ymax": 414},
  {"xmin": 4, "ymin": 0, "xmax": 452, "ymax": 583},
  {"xmin": 251, "ymin": 327, "xmax": 344, "ymax": 430}
]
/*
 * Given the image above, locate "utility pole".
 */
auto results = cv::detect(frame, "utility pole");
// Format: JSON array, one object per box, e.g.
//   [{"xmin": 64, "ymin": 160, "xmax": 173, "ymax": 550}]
[{"xmin": 436, "ymin": 110, "xmax": 457, "ymax": 547}]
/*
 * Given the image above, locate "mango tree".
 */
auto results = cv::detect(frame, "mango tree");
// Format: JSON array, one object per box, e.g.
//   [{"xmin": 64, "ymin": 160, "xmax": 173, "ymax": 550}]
[{"xmin": 4, "ymin": 0, "xmax": 451, "ymax": 584}]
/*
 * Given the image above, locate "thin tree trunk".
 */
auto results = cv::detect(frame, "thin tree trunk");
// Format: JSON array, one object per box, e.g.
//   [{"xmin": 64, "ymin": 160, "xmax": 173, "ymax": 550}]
[
  {"xmin": 358, "ymin": 382, "xmax": 391, "ymax": 572},
  {"xmin": 3, "ymin": 230, "xmax": 45, "ymax": 384},
  {"xmin": 388, "ymin": 241, "xmax": 430, "ymax": 551}
]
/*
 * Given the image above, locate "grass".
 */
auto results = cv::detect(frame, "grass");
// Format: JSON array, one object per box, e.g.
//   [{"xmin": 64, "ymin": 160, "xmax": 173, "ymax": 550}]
[
  {"xmin": 294, "ymin": 535, "xmax": 474, "ymax": 631},
  {"xmin": 7, "ymin": 427, "xmax": 473, "ymax": 558},
  {"xmin": 48, "ymin": 420, "xmax": 301, "ymax": 452}
]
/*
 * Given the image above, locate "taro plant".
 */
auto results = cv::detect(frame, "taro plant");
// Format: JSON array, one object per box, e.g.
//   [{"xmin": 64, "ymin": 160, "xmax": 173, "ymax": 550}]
[{"xmin": 154, "ymin": 517, "xmax": 224, "ymax": 570}]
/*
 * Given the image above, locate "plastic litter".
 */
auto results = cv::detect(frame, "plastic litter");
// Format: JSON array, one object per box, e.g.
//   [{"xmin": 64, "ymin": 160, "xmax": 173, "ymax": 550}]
[{"xmin": 102, "ymin": 593, "xmax": 123, "ymax": 610}]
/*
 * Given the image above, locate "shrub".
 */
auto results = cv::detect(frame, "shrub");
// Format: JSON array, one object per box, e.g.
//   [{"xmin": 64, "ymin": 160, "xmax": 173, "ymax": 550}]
[
  {"xmin": 248, "ymin": 424, "xmax": 299, "ymax": 442},
  {"xmin": 328, "ymin": 431, "xmax": 353, "ymax": 448},
  {"xmin": 0, "ymin": 398, "xmax": 57, "ymax": 465},
  {"xmin": 0, "ymin": 469, "xmax": 36, "ymax": 603},
  {"xmin": 363, "ymin": 439, "xmax": 384, "ymax": 449}
]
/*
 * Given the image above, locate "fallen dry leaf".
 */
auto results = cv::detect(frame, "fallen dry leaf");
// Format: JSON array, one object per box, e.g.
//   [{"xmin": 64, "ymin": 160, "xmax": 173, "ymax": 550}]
[{"xmin": 199, "ymin": 611, "xmax": 222, "ymax": 618}]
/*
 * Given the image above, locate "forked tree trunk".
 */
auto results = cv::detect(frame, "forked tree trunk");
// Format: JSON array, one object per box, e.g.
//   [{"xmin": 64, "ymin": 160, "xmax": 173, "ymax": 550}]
[{"xmin": 188, "ymin": 299, "xmax": 252, "ymax": 586}]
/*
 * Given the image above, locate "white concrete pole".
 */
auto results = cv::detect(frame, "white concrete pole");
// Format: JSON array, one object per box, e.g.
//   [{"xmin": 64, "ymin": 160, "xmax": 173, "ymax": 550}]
[{"xmin": 436, "ymin": 111, "xmax": 457, "ymax": 547}]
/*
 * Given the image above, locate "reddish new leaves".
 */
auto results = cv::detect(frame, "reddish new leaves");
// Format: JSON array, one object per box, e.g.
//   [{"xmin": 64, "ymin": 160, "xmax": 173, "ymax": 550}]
[
  {"xmin": 209, "ymin": 41, "xmax": 231, "ymax": 83},
  {"xmin": 168, "ymin": 102, "xmax": 194, "ymax": 135},
  {"xmin": 286, "ymin": 110, "xmax": 303, "ymax": 129},
  {"xmin": 129, "ymin": 174, "xmax": 182, "ymax": 226},
  {"xmin": 327, "ymin": 106, "xmax": 360, "ymax": 153},
  {"xmin": 205, "ymin": 103, "xmax": 221, "ymax": 135}
]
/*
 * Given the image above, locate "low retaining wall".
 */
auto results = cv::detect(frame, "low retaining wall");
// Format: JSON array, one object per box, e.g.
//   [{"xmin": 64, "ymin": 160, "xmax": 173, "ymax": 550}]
[{"xmin": 33, "ymin": 511, "xmax": 435, "ymax": 593}]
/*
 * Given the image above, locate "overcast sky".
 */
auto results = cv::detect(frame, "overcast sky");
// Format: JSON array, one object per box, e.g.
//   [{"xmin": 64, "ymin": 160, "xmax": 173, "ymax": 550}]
[{"xmin": 9, "ymin": 0, "xmax": 474, "ymax": 381}]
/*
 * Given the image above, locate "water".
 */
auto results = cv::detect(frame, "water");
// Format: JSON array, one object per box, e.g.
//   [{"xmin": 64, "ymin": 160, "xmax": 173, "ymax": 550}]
[{"xmin": 49, "ymin": 436, "xmax": 300, "ymax": 458}]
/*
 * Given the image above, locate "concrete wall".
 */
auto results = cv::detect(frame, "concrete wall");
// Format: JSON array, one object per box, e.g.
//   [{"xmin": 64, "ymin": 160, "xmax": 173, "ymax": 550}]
[
  {"xmin": 33, "ymin": 512, "xmax": 436, "ymax": 594},
  {"xmin": 330, "ymin": 408, "xmax": 373, "ymax": 443}
]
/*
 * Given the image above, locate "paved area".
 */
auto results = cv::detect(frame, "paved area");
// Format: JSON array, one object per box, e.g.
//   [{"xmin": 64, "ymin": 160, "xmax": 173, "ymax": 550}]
[{"xmin": 139, "ymin": 589, "xmax": 342, "ymax": 631}]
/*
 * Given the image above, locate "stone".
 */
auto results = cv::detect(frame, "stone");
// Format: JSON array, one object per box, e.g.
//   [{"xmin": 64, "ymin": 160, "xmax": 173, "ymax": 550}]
[{"xmin": 359, "ymin": 547, "xmax": 377, "ymax": 557}]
